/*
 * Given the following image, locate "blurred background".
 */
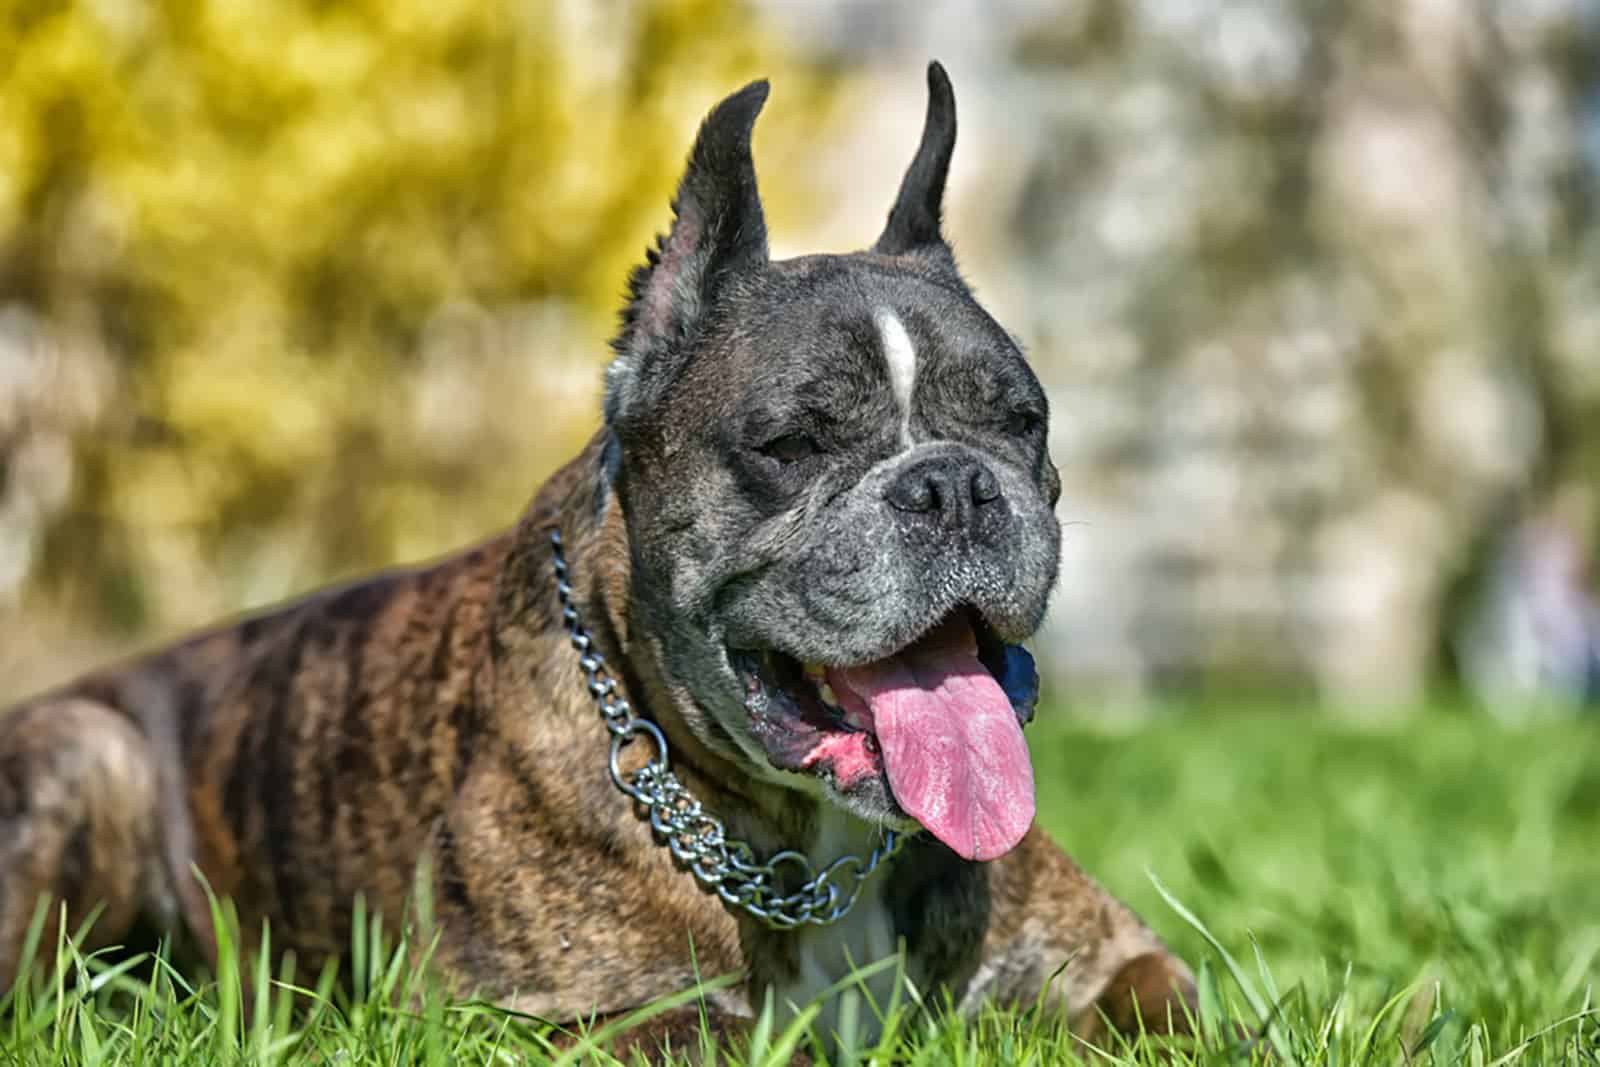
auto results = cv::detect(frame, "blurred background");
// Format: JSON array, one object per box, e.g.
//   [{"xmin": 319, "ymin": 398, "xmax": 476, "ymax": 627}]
[{"xmin": 2, "ymin": 0, "xmax": 1598, "ymax": 716}]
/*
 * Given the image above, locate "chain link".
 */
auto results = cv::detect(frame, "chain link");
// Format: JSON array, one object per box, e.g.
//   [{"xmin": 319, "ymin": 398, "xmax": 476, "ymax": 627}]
[{"xmin": 549, "ymin": 529, "xmax": 905, "ymax": 929}]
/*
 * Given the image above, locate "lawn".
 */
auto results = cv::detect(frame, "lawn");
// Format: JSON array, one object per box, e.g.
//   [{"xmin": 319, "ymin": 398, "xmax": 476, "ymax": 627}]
[{"xmin": 3, "ymin": 708, "xmax": 1596, "ymax": 1064}]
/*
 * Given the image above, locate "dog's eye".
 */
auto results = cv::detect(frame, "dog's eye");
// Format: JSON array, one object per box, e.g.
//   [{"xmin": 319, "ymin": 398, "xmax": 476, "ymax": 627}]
[
  {"xmin": 758, "ymin": 432, "xmax": 819, "ymax": 465},
  {"xmin": 1004, "ymin": 409, "xmax": 1044, "ymax": 438}
]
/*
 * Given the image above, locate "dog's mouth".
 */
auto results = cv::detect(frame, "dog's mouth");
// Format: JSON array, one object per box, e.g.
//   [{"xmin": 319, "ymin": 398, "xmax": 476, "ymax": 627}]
[{"xmin": 731, "ymin": 609, "xmax": 1040, "ymax": 861}]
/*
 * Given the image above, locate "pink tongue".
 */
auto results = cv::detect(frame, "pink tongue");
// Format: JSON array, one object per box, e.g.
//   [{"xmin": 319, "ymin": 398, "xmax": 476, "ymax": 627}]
[{"xmin": 827, "ymin": 621, "xmax": 1034, "ymax": 861}]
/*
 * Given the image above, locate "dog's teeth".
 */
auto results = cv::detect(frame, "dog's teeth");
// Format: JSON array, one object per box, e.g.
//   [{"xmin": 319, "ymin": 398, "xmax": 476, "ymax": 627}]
[
  {"xmin": 803, "ymin": 663, "xmax": 825, "ymax": 681},
  {"xmin": 818, "ymin": 682, "xmax": 839, "ymax": 707}
]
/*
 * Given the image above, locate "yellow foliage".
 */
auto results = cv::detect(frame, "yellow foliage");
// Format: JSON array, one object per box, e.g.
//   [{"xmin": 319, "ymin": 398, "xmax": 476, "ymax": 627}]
[{"xmin": 0, "ymin": 0, "xmax": 834, "ymax": 638}]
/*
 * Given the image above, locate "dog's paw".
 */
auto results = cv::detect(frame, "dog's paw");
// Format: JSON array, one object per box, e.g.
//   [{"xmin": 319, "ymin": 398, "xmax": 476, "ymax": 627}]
[{"xmin": 1092, "ymin": 951, "xmax": 1200, "ymax": 1039}]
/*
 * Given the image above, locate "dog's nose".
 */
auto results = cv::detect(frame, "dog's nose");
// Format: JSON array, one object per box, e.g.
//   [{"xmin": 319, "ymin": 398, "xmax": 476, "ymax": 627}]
[{"xmin": 886, "ymin": 453, "xmax": 1004, "ymax": 532}]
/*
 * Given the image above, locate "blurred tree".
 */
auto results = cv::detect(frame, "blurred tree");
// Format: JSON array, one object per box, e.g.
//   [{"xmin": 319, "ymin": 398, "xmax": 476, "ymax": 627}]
[
  {"xmin": 8, "ymin": 0, "xmax": 1597, "ymax": 710},
  {"xmin": 0, "ymin": 0, "xmax": 833, "ymax": 696}
]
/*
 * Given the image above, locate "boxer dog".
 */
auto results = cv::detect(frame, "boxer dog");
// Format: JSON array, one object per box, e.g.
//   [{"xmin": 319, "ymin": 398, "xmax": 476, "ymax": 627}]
[{"xmin": 0, "ymin": 63, "xmax": 1197, "ymax": 1057}]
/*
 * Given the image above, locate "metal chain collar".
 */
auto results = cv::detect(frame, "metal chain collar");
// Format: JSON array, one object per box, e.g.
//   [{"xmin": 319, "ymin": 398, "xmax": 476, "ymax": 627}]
[{"xmin": 549, "ymin": 529, "xmax": 905, "ymax": 929}]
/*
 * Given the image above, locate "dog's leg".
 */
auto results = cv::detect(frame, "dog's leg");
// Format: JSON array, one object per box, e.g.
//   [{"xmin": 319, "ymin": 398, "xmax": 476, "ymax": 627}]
[
  {"xmin": 967, "ymin": 827, "xmax": 1198, "ymax": 1043},
  {"xmin": 0, "ymin": 699, "xmax": 170, "ymax": 989}
]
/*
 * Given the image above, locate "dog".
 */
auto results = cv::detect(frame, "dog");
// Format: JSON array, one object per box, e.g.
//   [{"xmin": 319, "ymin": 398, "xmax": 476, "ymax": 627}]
[{"xmin": 0, "ymin": 63, "xmax": 1198, "ymax": 1056}]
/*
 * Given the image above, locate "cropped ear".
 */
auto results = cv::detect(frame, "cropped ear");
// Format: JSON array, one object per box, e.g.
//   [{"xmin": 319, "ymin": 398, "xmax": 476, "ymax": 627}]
[
  {"xmin": 606, "ymin": 80, "xmax": 771, "ymax": 428},
  {"xmin": 873, "ymin": 62, "xmax": 957, "ymax": 258}
]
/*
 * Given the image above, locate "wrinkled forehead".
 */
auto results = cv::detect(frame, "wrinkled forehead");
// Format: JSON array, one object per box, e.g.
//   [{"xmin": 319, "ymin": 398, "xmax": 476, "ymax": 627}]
[{"xmin": 700, "ymin": 255, "xmax": 1029, "ymax": 412}]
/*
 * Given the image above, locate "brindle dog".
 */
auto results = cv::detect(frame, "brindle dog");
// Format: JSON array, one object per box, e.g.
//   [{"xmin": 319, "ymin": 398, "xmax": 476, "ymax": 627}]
[{"xmin": 0, "ymin": 64, "xmax": 1198, "ymax": 1057}]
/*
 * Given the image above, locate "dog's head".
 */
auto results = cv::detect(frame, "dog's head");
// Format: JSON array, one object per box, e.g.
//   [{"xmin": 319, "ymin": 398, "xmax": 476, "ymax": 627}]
[{"xmin": 603, "ymin": 64, "xmax": 1060, "ymax": 862}]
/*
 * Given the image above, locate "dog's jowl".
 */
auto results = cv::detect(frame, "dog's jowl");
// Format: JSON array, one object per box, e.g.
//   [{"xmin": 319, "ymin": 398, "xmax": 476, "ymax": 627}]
[{"xmin": 0, "ymin": 64, "xmax": 1197, "ymax": 1054}]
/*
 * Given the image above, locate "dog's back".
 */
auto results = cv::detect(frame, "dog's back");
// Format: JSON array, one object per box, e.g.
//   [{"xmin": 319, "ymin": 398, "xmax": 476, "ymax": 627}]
[{"xmin": 0, "ymin": 535, "xmax": 506, "ymax": 979}]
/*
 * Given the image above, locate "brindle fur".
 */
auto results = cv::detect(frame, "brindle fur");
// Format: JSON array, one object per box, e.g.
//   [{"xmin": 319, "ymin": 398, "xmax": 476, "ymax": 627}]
[
  {"xmin": 0, "ymin": 436, "xmax": 1194, "ymax": 1044},
  {"xmin": 0, "ymin": 66, "xmax": 1199, "ymax": 1059}
]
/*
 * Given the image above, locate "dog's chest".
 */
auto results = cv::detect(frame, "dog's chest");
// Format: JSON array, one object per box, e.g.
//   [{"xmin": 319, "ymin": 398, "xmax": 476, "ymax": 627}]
[
  {"xmin": 763, "ymin": 813, "xmax": 921, "ymax": 1040},
  {"xmin": 781, "ymin": 882, "xmax": 897, "ymax": 1011}
]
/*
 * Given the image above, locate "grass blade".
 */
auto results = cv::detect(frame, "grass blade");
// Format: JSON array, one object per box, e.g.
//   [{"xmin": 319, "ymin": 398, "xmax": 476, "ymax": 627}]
[{"xmin": 1150, "ymin": 870, "xmax": 1300, "ymax": 1067}]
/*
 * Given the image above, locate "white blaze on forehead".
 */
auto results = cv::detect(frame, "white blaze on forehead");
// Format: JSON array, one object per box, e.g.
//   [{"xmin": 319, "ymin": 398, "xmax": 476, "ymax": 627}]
[{"xmin": 874, "ymin": 306, "xmax": 917, "ymax": 445}]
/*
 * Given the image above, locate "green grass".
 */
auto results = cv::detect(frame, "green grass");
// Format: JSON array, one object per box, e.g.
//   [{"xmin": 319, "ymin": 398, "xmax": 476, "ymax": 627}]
[{"xmin": 3, "ymin": 710, "xmax": 1597, "ymax": 1064}]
